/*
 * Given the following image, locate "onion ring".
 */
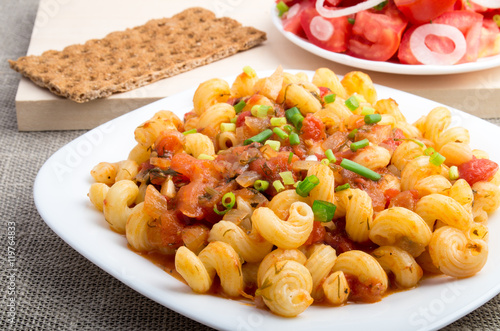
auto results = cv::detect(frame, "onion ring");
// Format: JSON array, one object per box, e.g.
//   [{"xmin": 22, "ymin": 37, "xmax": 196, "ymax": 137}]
[
  {"xmin": 409, "ymin": 23, "xmax": 467, "ymax": 65},
  {"xmin": 310, "ymin": 16, "xmax": 334, "ymax": 41},
  {"xmin": 470, "ymin": 0, "xmax": 500, "ymax": 8},
  {"xmin": 286, "ymin": 3, "xmax": 301, "ymax": 19},
  {"xmin": 315, "ymin": 0, "xmax": 386, "ymax": 18}
]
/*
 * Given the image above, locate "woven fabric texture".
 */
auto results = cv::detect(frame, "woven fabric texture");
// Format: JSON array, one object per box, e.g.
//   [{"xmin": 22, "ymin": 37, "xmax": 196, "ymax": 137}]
[{"xmin": 1, "ymin": 1, "xmax": 500, "ymax": 330}]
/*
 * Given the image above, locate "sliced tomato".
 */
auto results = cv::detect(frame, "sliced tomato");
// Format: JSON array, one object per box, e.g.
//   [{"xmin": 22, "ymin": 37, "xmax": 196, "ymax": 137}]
[
  {"xmin": 394, "ymin": 0, "xmax": 456, "ymax": 24},
  {"xmin": 454, "ymin": 0, "xmax": 489, "ymax": 13},
  {"xmin": 281, "ymin": 0, "xmax": 314, "ymax": 37},
  {"xmin": 479, "ymin": 18, "xmax": 500, "ymax": 57},
  {"xmin": 398, "ymin": 10, "xmax": 483, "ymax": 64},
  {"xmin": 458, "ymin": 157, "xmax": 499, "ymax": 186},
  {"xmin": 347, "ymin": 2, "xmax": 408, "ymax": 61},
  {"xmin": 300, "ymin": 7, "xmax": 352, "ymax": 53}
]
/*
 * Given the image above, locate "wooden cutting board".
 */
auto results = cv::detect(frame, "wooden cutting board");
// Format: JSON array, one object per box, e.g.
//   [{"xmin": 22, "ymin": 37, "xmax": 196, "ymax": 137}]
[{"xmin": 13, "ymin": 0, "xmax": 500, "ymax": 131}]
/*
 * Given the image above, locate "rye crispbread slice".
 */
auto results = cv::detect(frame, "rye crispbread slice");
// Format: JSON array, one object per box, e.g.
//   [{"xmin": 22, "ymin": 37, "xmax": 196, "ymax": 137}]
[{"xmin": 9, "ymin": 7, "xmax": 266, "ymax": 103}]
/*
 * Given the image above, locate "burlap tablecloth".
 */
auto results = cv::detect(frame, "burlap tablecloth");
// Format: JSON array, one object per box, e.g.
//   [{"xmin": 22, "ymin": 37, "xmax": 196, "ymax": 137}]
[{"xmin": 2, "ymin": 1, "xmax": 500, "ymax": 330}]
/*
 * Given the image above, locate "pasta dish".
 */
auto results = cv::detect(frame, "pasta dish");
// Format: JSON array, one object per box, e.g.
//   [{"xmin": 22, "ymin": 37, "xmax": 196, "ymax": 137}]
[{"xmin": 88, "ymin": 66, "xmax": 499, "ymax": 317}]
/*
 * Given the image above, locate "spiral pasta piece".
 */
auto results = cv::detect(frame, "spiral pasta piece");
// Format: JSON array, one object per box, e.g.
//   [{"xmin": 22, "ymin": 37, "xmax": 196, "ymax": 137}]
[
  {"xmin": 428, "ymin": 226, "xmax": 488, "ymax": 278},
  {"xmin": 134, "ymin": 110, "xmax": 183, "ymax": 147},
  {"xmin": 126, "ymin": 202, "xmax": 154, "ymax": 252},
  {"xmin": 90, "ymin": 162, "xmax": 118, "ymax": 185},
  {"xmin": 231, "ymin": 71, "xmax": 259, "ymax": 98},
  {"xmin": 304, "ymin": 244, "xmax": 337, "ymax": 300},
  {"xmin": 196, "ymin": 103, "xmax": 236, "ymax": 139},
  {"xmin": 88, "ymin": 183, "xmax": 110, "ymax": 212},
  {"xmin": 103, "ymin": 180, "xmax": 139, "ymax": 234},
  {"xmin": 413, "ymin": 175, "xmax": 451, "ymax": 198},
  {"xmin": 369, "ymin": 207, "xmax": 432, "ymax": 257},
  {"xmin": 322, "ymin": 271, "xmax": 350, "ymax": 305},
  {"xmin": 391, "ymin": 141, "xmax": 425, "ymax": 172},
  {"xmin": 415, "ymin": 194, "xmax": 472, "ymax": 231},
  {"xmin": 435, "ymin": 126, "xmax": 470, "ymax": 151},
  {"xmin": 400, "ymin": 156, "xmax": 444, "ymax": 191},
  {"xmin": 184, "ymin": 133, "xmax": 215, "ymax": 158},
  {"xmin": 352, "ymin": 145, "xmax": 392, "ymax": 170},
  {"xmin": 257, "ymin": 260, "xmax": 313, "ymax": 317},
  {"xmin": 192, "ymin": 78, "xmax": 230, "ymax": 116},
  {"xmin": 439, "ymin": 142, "xmax": 473, "ymax": 167},
  {"xmin": 419, "ymin": 106, "xmax": 451, "ymax": 143},
  {"xmin": 374, "ymin": 98, "xmax": 406, "ymax": 122},
  {"xmin": 307, "ymin": 163, "xmax": 335, "ymax": 204},
  {"xmin": 252, "ymin": 202, "xmax": 314, "ymax": 249},
  {"xmin": 267, "ymin": 190, "xmax": 309, "ymax": 220},
  {"xmin": 208, "ymin": 221, "xmax": 273, "ymax": 263},
  {"xmin": 312, "ymin": 67, "xmax": 348, "ymax": 99},
  {"xmin": 175, "ymin": 241, "xmax": 243, "ymax": 297},
  {"xmin": 341, "ymin": 71, "xmax": 377, "ymax": 104},
  {"xmin": 336, "ymin": 188, "xmax": 372, "ymax": 243},
  {"xmin": 284, "ymin": 83, "xmax": 322, "ymax": 114},
  {"xmin": 332, "ymin": 250, "xmax": 388, "ymax": 301},
  {"xmin": 372, "ymin": 246, "xmax": 423, "ymax": 288}
]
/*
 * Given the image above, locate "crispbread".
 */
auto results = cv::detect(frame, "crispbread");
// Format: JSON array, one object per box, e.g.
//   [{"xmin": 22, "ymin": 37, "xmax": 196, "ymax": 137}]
[{"xmin": 9, "ymin": 7, "xmax": 266, "ymax": 103}]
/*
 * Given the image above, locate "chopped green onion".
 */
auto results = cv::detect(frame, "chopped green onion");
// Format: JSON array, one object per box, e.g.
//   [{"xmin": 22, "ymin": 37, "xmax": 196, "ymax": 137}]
[
  {"xmin": 396, "ymin": 138, "xmax": 426, "ymax": 148},
  {"xmin": 276, "ymin": 1, "xmax": 289, "ymax": 17},
  {"xmin": 364, "ymin": 113, "xmax": 382, "ymax": 124},
  {"xmin": 273, "ymin": 127, "xmax": 289, "ymax": 140},
  {"xmin": 284, "ymin": 125, "xmax": 294, "ymax": 133},
  {"xmin": 243, "ymin": 65, "xmax": 256, "ymax": 78},
  {"xmin": 198, "ymin": 154, "xmax": 215, "ymax": 160},
  {"xmin": 373, "ymin": 0, "xmax": 387, "ymax": 10},
  {"xmin": 424, "ymin": 147, "xmax": 435, "ymax": 156},
  {"xmin": 273, "ymin": 180, "xmax": 285, "ymax": 193},
  {"xmin": 234, "ymin": 100, "xmax": 246, "ymax": 113},
  {"xmin": 347, "ymin": 17, "xmax": 355, "ymax": 24},
  {"xmin": 182, "ymin": 129, "xmax": 197, "ymax": 135},
  {"xmin": 289, "ymin": 132, "xmax": 300, "ymax": 146},
  {"xmin": 279, "ymin": 171, "xmax": 295, "ymax": 185},
  {"xmin": 494, "ymin": 14, "xmax": 500, "ymax": 28},
  {"xmin": 213, "ymin": 192, "xmax": 235, "ymax": 215},
  {"xmin": 312, "ymin": 200, "xmax": 337, "ymax": 223},
  {"xmin": 340, "ymin": 158, "xmax": 381, "ymax": 181},
  {"xmin": 222, "ymin": 192, "xmax": 236, "ymax": 209},
  {"xmin": 285, "ymin": 107, "xmax": 304, "ymax": 129},
  {"xmin": 288, "ymin": 152, "xmax": 294, "ymax": 164},
  {"xmin": 244, "ymin": 129, "xmax": 273, "ymax": 145},
  {"xmin": 293, "ymin": 180, "xmax": 301, "ymax": 188},
  {"xmin": 254, "ymin": 180, "xmax": 269, "ymax": 192},
  {"xmin": 220, "ymin": 123, "xmax": 236, "ymax": 132},
  {"xmin": 296, "ymin": 175, "xmax": 320, "ymax": 197},
  {"xmin": 429, "ymin": 152, "xmax": 446, "ymax": 166},
  {"xmin": 324, "ymin": 93, "xmax": 336, "ymax": 104},
  {"xmin": 335, "ymin": 183, "xmax": 350, "ymax": 192},
  {"xmin": 449, "ymin": 166, "xmax": 459, "ymax": 180},
  {"xmin": 361, "ymin": 106, "xmax": 375, "ymax": 115},
  {"xmin": 271, "ymin": 117, "xmax": 287, "ymax": 126},
  {"xmin": 265, "ymin": 139, "xmax": 281, "ymax": 151},
  {"xmin": 251, "ymin": 105, "xmax": 271, "ymax": 118},
  {"xmin": 350, "ymin": 138, "xmax": 369, "ymax": 152},
  {"xmin": 325, "ymin": 149, "xmax": 336, "ymax": 163},
  {"xmin": 321, "ymin": 158, "xmax": 330, "ymax": 166},
  {"xmin": 345, "ymin": 95, "xmax": 360, "ymax": 111},
  {"xmin": 348, "ymin": 128, "xmax": 358, "ymax": 140},
  {"xmin": 230, "ymin": 116, "xmax": 238, "ymax": 124}
]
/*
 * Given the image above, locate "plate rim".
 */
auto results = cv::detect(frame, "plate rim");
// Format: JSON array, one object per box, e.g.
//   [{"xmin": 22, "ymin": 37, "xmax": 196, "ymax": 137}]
[{"xmin": 33, "ymin": 69, "xmax": 500, "ymax": 331}]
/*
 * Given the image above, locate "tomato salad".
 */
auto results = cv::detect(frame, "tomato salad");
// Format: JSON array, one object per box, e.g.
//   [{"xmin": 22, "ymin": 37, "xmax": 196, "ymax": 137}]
[{"xmin": 276, "ymin": 0, "xmax": 500, "ymax": 64}]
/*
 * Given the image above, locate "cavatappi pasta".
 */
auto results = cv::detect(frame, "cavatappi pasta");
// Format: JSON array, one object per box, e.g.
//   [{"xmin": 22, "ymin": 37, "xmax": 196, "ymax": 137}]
[{"xmin": 88, "ymin": 66, "xmax": 500, "ymax": 317}]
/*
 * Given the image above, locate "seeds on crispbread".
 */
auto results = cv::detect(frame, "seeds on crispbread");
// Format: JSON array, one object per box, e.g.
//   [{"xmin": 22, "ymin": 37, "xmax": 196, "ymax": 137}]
[{"xmin": 8, "ymin": 7, "xmax": 266, "ymax": 103}]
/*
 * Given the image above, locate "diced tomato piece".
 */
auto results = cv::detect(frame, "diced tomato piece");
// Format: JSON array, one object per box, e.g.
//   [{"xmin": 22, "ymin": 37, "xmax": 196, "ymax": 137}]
[
  {"xmin": 347, "ymin": 2, "xmax": 408, "ymax": 61},
  {"xmin": 318, "ymin": 86, "xmax": 331, "ymax": 99},
  {"xmin": 301, "ymin": 114, "xmax": 326, "ymax": 141},
  {"xmin": 300, "ymin": 7, "xmax": 352, "ymax": 53},
  {"xmin": 281, "ymin": 0, "xmax": 314, "ymax": 37},
  {"xmin": 303, "ymin": 221, "xmax": 326, "ymax": 246},
  {"xmin": 394, "ymin": 0, "xmax": 456, "ymax": 24},
  {"xmin": 345, "ymin": 274, "xmax": 385, "ymax": 303},
  {"xmin": 388, "ymin": 190, "xmax": 419, "ymax": 211},
  {"xmin": 458, "ymin": 157, "xmax": 499, "ymax": 186},
  {"xmin": 235, "ymin": 110, "xmax": 252, "ymax": 127}
]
